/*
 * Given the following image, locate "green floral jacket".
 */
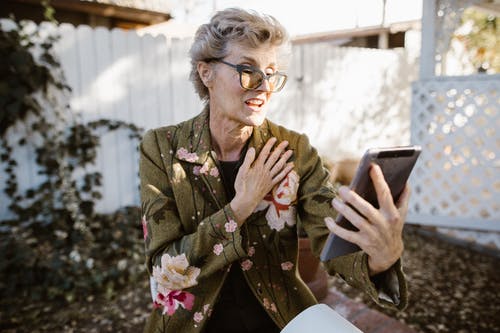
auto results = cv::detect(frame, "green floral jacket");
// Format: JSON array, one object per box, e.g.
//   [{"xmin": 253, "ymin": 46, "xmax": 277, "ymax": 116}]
[{"xmin": 140, "ymin": 109, "xmax": 407, "ymax": 332}]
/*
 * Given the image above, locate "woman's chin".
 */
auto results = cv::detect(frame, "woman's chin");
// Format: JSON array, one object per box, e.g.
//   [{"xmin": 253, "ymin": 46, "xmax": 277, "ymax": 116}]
[
  {"xmin": 245, "ymin": 113, "xmax": 266, "ymax": 127},
  {"xmin": 243, "ymin": 107, "xmax": 267, "ymax": 126}
]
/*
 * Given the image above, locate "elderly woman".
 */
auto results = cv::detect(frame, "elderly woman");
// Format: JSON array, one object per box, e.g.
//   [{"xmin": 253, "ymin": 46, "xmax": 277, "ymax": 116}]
[{"xmin": 140, "ymin": 8, "xmax": 409, "ymax": 333}]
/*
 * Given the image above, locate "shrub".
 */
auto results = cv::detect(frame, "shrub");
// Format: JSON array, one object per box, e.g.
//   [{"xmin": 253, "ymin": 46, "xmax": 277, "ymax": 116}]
[
  {"xmin": 0, "ymin": 207, "xmax": 144, "ymax": 301},
  {"xmin": 0, "ymin": 11, "xmax": 144, "ymax": 302}
]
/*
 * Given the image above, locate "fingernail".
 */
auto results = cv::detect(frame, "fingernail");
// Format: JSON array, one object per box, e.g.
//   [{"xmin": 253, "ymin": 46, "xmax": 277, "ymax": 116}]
[
  {"xmin": 325, "ymin": 217, "xmax": 336, "ymax": 229},
  {"xmin": 339, "ymin": 186, "xmax": 349, "ymax": 196},
  {"xmin": 332, "ymin": 198, "xmax": 342, "ymax": 209}
]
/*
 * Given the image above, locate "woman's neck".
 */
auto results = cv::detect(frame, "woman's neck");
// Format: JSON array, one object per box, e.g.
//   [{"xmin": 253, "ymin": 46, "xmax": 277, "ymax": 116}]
[{"xmin": 209, "ymin": 112, "xmax": 253, "ymax": 161}]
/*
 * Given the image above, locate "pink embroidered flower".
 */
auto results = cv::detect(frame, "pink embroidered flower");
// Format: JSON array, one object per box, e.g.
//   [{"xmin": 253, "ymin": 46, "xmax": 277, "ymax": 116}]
[
  {"xmin": 193, "ymin": 166, "xmax": 201, "ymax": 176},
  {"xmin": 224, "ymin": 219, "xmax": 237, "ymax": 233},
  {"xmin": 213, "ymin": 243, "xmax": 223, "ymax": 256},
  {"xmin": 209, "ymin": 167, "xmax": 219, "ymax": 177},
  {"xmin": 247, "ymin": 246, "xmax": 255, "ymax": 257},
  {"xmin": 199, "ymin": 162, "xmax": 210, "ymax": 175},
  {"xmin": 152, "ymin": 253, "xmax": 200, "ymax": 292},
  {"xmin": 203, "ymin": 304, "xmax": 211, "ymax": 314},
  {"xmin": 241, "ymin": 259, "xmax": 253, "ymax": 271},
  {"xmin": 263, "ymin": 298, "xmax": 271, "ymax": 309},
  {"xmin": 141, "ymin": 215, "xmax": 148, "ymax": 240},
  {"xmin": 281, "ymin": 261, "xmax": 294, "ymax": 271},
  {"xmin": 177, "ymin": 147, "xmax": 198, "ymax": 162},
  {"xmin": 262, "ymin": 298, "xmax": 277, "ymax": 312},
  {"xmin": 154, "ymin": 290, "xmax": 195, "ymax": 315},
  {"xmin": 193, "ymin": 311, "xmax": 204, "ymax": 323},
  {"xmin": 254, "ymin": 170, "xmax": 300, "ymax": 231},
  {"xmin": 152, "ymin": 254, "xmax": 200, "ymax": 316}
]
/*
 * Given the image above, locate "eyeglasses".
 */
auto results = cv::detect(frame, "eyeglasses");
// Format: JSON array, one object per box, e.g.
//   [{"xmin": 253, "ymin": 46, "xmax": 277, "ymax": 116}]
[{"xmin": 216, "ymin": 60, "xmax": 287, "ymax": 92}]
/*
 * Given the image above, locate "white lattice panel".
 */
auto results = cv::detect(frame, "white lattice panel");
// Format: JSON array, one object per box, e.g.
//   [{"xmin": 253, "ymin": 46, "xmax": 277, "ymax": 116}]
[{"xmin": 409, "ymin": 75, "xmax": 500, "ymax": 231}]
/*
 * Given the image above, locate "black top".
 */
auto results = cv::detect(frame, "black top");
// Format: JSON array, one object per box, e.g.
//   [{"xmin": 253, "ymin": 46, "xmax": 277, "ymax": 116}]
[{"xmin": 203, "ymin": 160, "xmax": 280, "ymax": 333}]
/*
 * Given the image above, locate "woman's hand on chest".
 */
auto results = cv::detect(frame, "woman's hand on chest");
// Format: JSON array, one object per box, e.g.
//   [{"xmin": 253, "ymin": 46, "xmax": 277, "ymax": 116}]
[{"xmin": 231, "ymin": 137, "xmax": 294, "ymax": 224}]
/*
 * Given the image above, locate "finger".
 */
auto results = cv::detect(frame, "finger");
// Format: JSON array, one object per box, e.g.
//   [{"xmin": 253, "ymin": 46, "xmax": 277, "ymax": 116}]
[
  {"xmin": 256, "ymin": 137, "xmax": 277, "ymax": 165},
  {"xmin": 331, "ymin": 197, "xmax": 372, "ymax": 232},
  {"xmin": 396, "ymin": 183, "xmax": 410, "ymax": 220},
  {"xmin": 271, "ymin": 162, "xmax": 294, "ymax": 186},
  {"xmin": 240, "ymin": 147, "xmax": 256, "ymax": 172},
  {"xmin": 337, "ymin": 186, "xmax": 381, "ymax": 225},
  {"xmin": 269, "ymin": 149, "xmax": 293, "ymax": 176},
  {"xmin": 265, "ymin": 140, "xmax": 289, "ymax": 169},
  {"xmin": 324, "ymin": 217, "xmax": 363, "ymax": 245},
  {"xmin": 396, "ymin": 183, "xmax": 410, "ymax": 209},
  {"xmin": 370, "ymin": 164, "xmax": 398, "ymax": 214}
]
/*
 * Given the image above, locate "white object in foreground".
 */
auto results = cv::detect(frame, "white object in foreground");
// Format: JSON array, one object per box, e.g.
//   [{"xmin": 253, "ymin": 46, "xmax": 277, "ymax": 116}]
[{"xmin": 281, "ymin": 304, "xmax": 363, "ymax": 333}]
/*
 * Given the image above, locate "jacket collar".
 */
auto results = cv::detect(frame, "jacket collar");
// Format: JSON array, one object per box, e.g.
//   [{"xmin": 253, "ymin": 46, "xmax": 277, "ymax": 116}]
[
  {"xmin": 172, "ymin": 106, "xmax": 211, "ymax": 165},
  {"xmin": 174, "ymin": 106, "xmax": 271, "ymax": 208},
  {"xmin": 175, "ymin": 106, "xmax": 272, "ymax": 165}
]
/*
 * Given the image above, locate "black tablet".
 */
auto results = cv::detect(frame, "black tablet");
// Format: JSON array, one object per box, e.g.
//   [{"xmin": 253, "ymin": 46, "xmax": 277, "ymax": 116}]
[{"xmin": 320, "ymin": 145, "xmax": 422, "ymax": 261}]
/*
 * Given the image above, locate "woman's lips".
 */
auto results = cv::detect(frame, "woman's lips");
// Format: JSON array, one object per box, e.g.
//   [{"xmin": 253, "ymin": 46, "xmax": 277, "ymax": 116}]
[{"xmin": 245, "ymin": 98, "xmax": 265, "ymax": 109}]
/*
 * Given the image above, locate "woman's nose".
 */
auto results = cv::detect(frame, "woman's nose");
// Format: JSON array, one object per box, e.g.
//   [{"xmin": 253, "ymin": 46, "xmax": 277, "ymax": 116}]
[{"xmin": 257, "ymin": 78, "xmax": 272, "ymax": 92}]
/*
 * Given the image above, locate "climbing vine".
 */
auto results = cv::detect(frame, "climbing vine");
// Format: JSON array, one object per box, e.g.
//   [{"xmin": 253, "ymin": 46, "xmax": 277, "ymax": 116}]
[{"xmin": 0, "ymin": 11, "xmax": 144, "ymax": 302}]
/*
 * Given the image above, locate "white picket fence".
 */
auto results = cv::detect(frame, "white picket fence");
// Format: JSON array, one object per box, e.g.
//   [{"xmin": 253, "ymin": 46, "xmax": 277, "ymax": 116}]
[
  {"xmin": 1, "ymin": 21, "xmax": 418, "ymax": 218},
  {"xmin": 52, "ymin": 23, "xmax": 203, "ymax": 214}
]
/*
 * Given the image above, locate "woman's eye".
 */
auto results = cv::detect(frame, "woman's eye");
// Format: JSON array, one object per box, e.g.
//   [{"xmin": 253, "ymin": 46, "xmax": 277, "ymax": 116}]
[{"xmin": 265, "ymin": 67, "xmax": 277, "ymax": 75}]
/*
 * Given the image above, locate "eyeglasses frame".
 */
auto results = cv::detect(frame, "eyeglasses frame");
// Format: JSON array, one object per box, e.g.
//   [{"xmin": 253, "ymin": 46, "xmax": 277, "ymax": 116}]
[{"xmin": 212, "ymin": 59, "xmax": 288, "ymax": 92}]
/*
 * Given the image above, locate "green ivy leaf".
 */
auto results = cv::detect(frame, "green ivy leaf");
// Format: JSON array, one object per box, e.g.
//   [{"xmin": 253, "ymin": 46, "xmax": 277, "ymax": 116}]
[{"xmin": 1, "ymin": 16, "xmax": 143, "ymax": 303}]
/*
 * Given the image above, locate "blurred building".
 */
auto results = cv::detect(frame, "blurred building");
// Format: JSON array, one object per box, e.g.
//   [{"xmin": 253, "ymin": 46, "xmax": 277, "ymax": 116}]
[{"xmin": 1, "ymin": 0, "xmax": 173, "ymax": 29}]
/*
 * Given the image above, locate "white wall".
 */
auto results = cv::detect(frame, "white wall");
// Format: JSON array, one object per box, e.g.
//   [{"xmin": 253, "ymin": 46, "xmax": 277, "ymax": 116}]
[{"xmin": 270, "ymin": 43, "xmax": 418, "ymax": 162}]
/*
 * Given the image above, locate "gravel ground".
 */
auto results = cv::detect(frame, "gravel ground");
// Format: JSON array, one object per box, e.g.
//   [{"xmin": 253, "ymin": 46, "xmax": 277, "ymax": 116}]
[
  {"xmin": 331, "ymin": 225, "xmax": 500, "ymax": 333},
  {"xmin": 1, "ymin": 225, "xmax": 499, "ymax": 332}
]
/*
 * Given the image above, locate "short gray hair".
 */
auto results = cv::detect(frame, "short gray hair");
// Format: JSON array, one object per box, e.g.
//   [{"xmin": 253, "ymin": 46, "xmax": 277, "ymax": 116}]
[{"xmin": 189, "ymin": 8, "xmax": 290, "ymax": 102}]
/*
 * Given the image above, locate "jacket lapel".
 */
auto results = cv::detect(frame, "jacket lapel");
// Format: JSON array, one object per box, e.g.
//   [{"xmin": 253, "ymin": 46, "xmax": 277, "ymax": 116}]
[
  {"xmin": 249, "ymin": 119, "xmax": 271, "ymax": 156},
  {"xmin": 175, "ymin": 109, "xmax": 227, "ymax": 209},
  {"xmin": 174, "ymin": 111, "xmax": 274, "ymax": 210}
]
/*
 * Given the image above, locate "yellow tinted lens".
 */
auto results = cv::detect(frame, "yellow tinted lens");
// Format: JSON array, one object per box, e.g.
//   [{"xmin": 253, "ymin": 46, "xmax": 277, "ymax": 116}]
[
  {"xmin": 268, "ymin": 75, "xmax": 278, "ymax": 91},
  {"xmin": 241, "ymin": 69, "xmax": 263, "ymax": 89},
  {"xmin": 269, "ymin": 74, "xmax": 285, "ymax": 91}
]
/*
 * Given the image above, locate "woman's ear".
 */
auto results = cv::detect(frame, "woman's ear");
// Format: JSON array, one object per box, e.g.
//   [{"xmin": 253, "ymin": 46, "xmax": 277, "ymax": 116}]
[{"xmin": 197, "ymin": 61, "xmax": 214, "ymax": 88}]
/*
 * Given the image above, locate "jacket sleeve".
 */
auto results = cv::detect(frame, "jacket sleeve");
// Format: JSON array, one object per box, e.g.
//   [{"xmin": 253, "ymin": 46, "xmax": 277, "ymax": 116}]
[
  {"xmin": 139, "ymin": 129, "xmax": 246, "ymax": 281},
  {"xmin": 293, "ymin": 133, "xmax": 408, "ymax": 310}
]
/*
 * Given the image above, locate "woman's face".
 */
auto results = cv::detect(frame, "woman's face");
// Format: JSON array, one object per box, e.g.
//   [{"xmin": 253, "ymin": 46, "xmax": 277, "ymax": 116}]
[{"xmin": 208, "ymin": 42, "xmax": 280, "ymax": 127}]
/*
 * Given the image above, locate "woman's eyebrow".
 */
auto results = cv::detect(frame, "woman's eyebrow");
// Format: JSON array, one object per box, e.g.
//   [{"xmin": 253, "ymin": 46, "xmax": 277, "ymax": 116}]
[
  {"xmin": 239, "ymin": 56, "xmax": 257, "ymax": 65},
  {"xmin": 239, "ymin": 56, "xmax": 276, "ymax": 67}
]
